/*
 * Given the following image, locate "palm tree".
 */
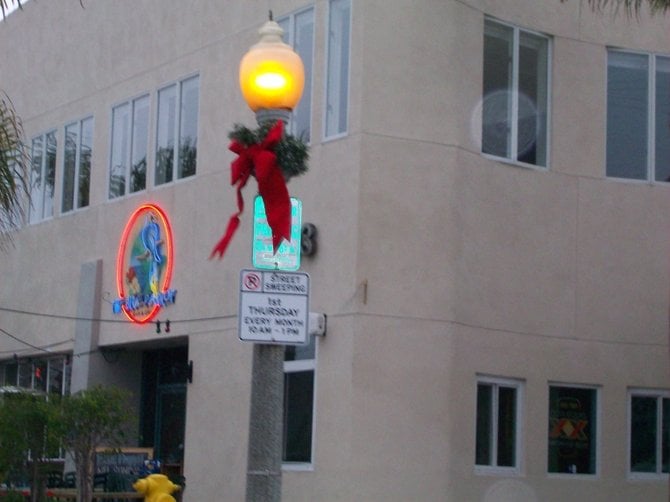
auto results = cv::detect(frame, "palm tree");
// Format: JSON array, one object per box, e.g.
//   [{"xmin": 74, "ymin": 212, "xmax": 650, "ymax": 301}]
[
  {"xmin": 0, "ymin": 2, "xmax": 30, "ymax": 251},
  {"xmin": 0, "ymin": 91, "xmax": 29, "ymax": 250}
]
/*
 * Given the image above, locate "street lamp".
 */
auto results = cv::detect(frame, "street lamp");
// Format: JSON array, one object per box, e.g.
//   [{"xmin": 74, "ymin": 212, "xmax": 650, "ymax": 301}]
[
  {"xmin": 239, "ymin": 15, "xmax": 304, "ymax": 502},
  {"xmin": 239, "ymin": 15, "xmax": 305, "ymax": 126}
]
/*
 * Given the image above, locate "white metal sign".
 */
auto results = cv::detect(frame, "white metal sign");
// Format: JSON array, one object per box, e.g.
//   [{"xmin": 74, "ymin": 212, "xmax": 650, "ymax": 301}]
[{"xmin": 239, "ymin": 269, "xmax": 310, "ymax": 344}]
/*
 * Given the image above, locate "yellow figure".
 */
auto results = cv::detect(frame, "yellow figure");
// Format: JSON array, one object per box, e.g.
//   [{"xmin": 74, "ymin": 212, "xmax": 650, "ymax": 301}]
[
  {"xmin": 149, "ymin": 273, "xmax": 159, "ymax": 295},
  {"xmin": 133, "ymin": 474, "xmax": 180, "ymax": 502}
]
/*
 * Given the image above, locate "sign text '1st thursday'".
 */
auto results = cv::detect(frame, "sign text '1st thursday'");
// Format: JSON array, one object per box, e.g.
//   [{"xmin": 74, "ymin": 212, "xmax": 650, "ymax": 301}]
[{"xmin": 238, "ymin": 269, "xmax": 310, "ymax": 345}]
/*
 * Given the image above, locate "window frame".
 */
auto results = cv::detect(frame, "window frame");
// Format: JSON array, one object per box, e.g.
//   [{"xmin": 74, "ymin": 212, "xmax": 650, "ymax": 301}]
[
  {"xmin": 154, "ymin": 74, "xmax": 200, "ymax": 187},
  {"xmin": 606, "ymin": 49, "xmax": 670, "ymax": 183},
  {"xmin": 0, "ymin": 355, "xmax": 70, "ymax": 396},
  {"xmin": 482, "ymin": 17, "xmax": 552, "ymax": 169},
  {"xmin": 547, "ymin": 383, "xmax": 600, "ymax": 477},
  {"xmin": 28, "ymin": 130, "xmax": 57, "ymax": 224},
  {"xmin": 62, "ymin": 116, "xmax": 93, "ymax": 213},
  {"xmin": 628, "ymin": 388, "xmax": 670, "ymax": 479},
  {"xmin": 282, "ymin": 336, "xmax": 317, "ymax": 471},
  {"xmin": 475, "ymin": 375, "xmax": 524, "ymax": 476},
  {"xmin": 277, "ymin": 6, "xmax": 315, "ymax": 143},
  {"xmin": 108, "ymin": 93, "xmax": 150, "ymax": 199},
  {"xmin": 323, "ymin": 0, "xmax": 352, "ymax": 141},
  {"xmin": 0, "ymin": 355, "xmax": 71, "ymax": 461}
]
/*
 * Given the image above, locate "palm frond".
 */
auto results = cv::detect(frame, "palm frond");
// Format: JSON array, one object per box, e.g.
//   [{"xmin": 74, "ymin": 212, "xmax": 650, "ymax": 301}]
[
  {"xmin": 0, "ymin": 0, "xmax": 22, "ymax": 20},
  {"xmin": 585, "ymin": 0, "xmax": 670, "ymax": 14},
  {"xmin": 0, "ymin": 91, "xmax": 30, "ymax": 250}
]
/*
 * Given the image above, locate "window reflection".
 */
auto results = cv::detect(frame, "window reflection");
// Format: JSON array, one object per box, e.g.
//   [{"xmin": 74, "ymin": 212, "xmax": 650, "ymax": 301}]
[
  {"xmin": 156, "ymin": 85, "xmax": 177, "ymax": 185},
  {"xmin": 607, "ymin": 51, "xmax": 649, "ymax": 180},
  {"xmin": 178, "ymin": 76, "xmax": 199, "ymax": 179}
]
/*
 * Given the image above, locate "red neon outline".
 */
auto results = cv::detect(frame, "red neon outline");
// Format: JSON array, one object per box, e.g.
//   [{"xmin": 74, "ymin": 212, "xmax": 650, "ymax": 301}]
[{"xmin": 116, "ymin": 203, "xmax": 174, "ymax": 324}]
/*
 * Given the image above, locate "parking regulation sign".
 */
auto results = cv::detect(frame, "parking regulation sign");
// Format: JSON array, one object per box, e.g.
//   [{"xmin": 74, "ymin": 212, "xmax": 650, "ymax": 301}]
[{"xmin": 239, "ymin": 269, "xmax": 310, "ymax": 345}]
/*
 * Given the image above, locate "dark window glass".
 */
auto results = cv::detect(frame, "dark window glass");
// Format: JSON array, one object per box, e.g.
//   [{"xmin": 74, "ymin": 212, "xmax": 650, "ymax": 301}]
[
  {"xmin": 517, "ymin": 32, "xmax": 548, "ymax": 166},
  {"xmin": 607, "ymin": 52, "xmax": 649, "ymax": 180},
  {"xmin": 655, "ymin": 57, "xmax": 670, "ymax": 182},
  {"xmin": 48, "ymin": 358, "xmax": 64, "ymax": 395},
  {"xmin": 482, "ymin": 22, "xmax": 513, "ymax": 159},
  {"xmin": 4, "ymin": 362, "xmax": 18, "ymax": 386},
  {"xmin": 18, "ymin": 362, "xmax": 32, "ymax": 388},
  {"xmin": 155, "ymin": 85, "xmax": 177, "ymax": 185},
  {"xmin": 663, "ymin": 398, "xmax": 670, "ymax": 473},
  {"xmin": 497, "ymin": 386, "xmax": 517, "ymax": 467},
  {"xmin": 482, "ymin": 20, "xmax": 548, "ymax": 167},
  {"xmin": 325, "ymin": 0, "xmax": 350, "ymax": 137},
  {"xmin": 78, "ymin": 117, "xmax": 93, "ymax": 208},
  {"xmin": 548, "ymin": 386, "xmax": 597, "ymax": 474},
  {"xmin": 131, "ymin": 96, "xmax": 149, "ymax": 193},
  {"xmin": 63, "ymin": 123, "xmax": 77, "ymax": 213},
  {"xmin": 285, "ymin": 337, "xmax": 315, "ymax": 362},
  {"xmin": 110, "ymin": 103, "xmax": 130, "ymax": 198},
  {"xmin": 476, "ymin": 382, "xmax": 518, "ymax": 468},
  {"xmin": 178, "ymin": 76, "xmax": 198, "ymax": 179},
  {"xmin": 476, "ymin": 383, "xmax": 493, "ymax": 465},
  {"xmin": 64, "ymin": 118, "xmax": 92, "ymax": 211},
  {"xmin": 29, "ymin": 136, "xmax": 44, "ymax": 223},
  {"xmin": 631, "ymin": 396, "xmax": 658, "ymax": 472},
  {"xmin": 283, "ymin": 370, "xmax": 314, "ymax": 462},
  {"xmin": 33, "ymin": 360, "xmax": 47, "ymax": 393},
  {"xmin": 44, "ymin": 132, "xmax": 56, "ymax": 218}
]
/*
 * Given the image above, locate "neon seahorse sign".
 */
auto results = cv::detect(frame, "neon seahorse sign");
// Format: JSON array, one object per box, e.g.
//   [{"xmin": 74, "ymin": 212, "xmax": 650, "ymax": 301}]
[{"xmin": 113, "ymin": 203, "xmax": 177, "ymax": 324}]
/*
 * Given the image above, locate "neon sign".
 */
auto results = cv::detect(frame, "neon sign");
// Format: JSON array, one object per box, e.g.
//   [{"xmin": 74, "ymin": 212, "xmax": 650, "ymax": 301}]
[{"xmin": 113, "ymin": 203, "xmax": 176, "ymax": 324}]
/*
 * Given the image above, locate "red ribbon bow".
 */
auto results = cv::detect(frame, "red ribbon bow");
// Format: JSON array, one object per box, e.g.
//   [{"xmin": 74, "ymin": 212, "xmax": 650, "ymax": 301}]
[{"xmin": 210, "ymin": 120, "xmax": 291, "ymax": 259}]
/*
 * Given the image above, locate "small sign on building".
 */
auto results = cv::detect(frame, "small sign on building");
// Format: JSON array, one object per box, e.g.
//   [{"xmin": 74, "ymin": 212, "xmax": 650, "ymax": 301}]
[{"xmin": 239, "ymin": 269, "xmax": 310, "ymax": 345}]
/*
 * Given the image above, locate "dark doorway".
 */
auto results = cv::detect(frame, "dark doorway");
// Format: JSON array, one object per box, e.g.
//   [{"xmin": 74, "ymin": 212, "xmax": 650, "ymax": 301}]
[{"xmin": 140, "ymin": 346, "xmax": 188, "ymax": 477}]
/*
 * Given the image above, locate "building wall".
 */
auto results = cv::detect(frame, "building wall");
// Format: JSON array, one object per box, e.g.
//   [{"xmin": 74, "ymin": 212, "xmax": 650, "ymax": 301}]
[{"xmin": 0, "ymin": 1, "xmax": 668, "ymax": 501}]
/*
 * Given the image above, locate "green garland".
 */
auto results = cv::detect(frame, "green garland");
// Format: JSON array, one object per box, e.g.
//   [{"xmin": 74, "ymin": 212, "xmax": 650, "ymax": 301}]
[{"xmin": 228, "ymin": 121, "xmax": 309, "ymax": 181}]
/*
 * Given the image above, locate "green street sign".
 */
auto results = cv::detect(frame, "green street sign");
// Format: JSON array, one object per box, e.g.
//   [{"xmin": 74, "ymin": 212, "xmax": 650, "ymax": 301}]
[{"xmin": 252, "ymin": 195, "xmax": 302, "ymax": 271}]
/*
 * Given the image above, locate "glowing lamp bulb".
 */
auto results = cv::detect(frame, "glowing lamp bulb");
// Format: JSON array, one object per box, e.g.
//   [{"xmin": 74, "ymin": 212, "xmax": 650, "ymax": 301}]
[
  {"xmin": 255, "ymin": 72, "xmax": 288, "ymax": 91},
  {"xmin": 239, "ymin": 20, "xmax": 305, "ymax": 112}
]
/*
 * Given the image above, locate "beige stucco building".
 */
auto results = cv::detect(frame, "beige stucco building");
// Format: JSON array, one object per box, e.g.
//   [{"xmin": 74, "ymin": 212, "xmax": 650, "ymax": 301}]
[{"xmin": 0, "ymin": 1, "xmax": 669, "ymax": 500}]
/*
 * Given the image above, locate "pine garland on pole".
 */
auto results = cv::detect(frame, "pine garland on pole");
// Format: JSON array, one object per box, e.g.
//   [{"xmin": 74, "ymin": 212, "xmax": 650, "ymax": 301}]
[
  {"xmin": 228, "ymin": 122, "xmax": 309, "ymax": 181},
  {"xmin": 210, "ymin": 120, "xmax": 309, "ymax": 259}
]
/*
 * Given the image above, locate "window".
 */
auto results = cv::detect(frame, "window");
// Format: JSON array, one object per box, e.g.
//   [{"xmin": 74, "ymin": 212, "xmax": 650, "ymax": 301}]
[
  {"xmin": 278, "ymin": 7, "xmax": 314, "ymax": 142},
  {"xmin": 283, "ymin": 337, "xmax": 316, "ymax": 465},
  {"xmin": 475, "ymin": 376, "xmax": 522, "ymax": 471},
  {"xmin": 29, "ymin": 131, "xmax": 56, "ymax": 224},
  {"xmin": 324, "ymin": 0, "xmax": 351, "ymax": 138},
  {"xmin": 1, "ymin": 360, "xmax": 17, "ymax": 387},
  {"xmin": 155, "ymin": 75, "xmax": 199, "ymax": 186},
  {"xmin": 482, "ymin": 19, "xmax": 550, "ymax": 167},
  {"xmin": 0, "ymin": 356, "xmax": 70, "ymax": 461},
  {"xmin": 548, "ymin": 385, "xmax": 598, "ymax": 475},
  {"xmin": 0, "ymin": 356, "xmax": 70, "ymax": 396},
  {"xmin": 607, "ymin": 51, "xmax": 670, "ymax": 182},
  {"xmin": 629, "ymin": 389, "xmax": 670, "ymax": 476},
  {"xmin": 62, "ymin": 117, "xmax": 93, "ymax": 212},
  {"xmin": 109, "ymin": 95, "xmax": 149, "ymax": 198}
]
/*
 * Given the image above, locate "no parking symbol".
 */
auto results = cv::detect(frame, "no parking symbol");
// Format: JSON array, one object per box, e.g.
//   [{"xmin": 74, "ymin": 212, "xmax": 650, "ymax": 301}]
[{"xmin": 242, "ymin": 271, "xmax": 262, "ymax": 291}]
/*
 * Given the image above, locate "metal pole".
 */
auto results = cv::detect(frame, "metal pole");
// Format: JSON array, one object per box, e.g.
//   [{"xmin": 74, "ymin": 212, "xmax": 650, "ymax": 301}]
[
  {"xmin": 245, "ymin": 110, "xmax": 291, "ymax": 502},
  {"xmin": 246, "ymin": 343, "xmax": 284, "ymax": 502}
]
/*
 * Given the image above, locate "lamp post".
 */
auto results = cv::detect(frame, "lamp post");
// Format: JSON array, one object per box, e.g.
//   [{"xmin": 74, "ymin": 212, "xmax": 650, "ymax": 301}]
[{"xmin": 238, "ymin": 14, "xmax": 304, "ymax": 502}]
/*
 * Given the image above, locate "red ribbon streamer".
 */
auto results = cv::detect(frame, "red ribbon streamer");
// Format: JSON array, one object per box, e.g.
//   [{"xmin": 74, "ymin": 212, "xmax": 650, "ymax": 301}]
[{"xmin": 210, "ymin": 120, "xmax": 291, "ymax": 259}]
